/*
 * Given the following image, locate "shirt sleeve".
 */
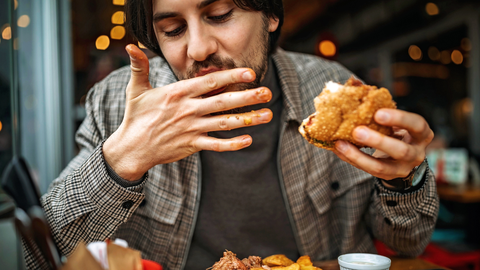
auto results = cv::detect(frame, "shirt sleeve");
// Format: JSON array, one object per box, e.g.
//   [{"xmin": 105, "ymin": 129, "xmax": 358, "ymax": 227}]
[
  {"xmin": 24, "ymin": 73, "xmax": 147, "ymax": 269},
  {"xmin": 366, "ymin": 164, "xmax": 439, "ymax": 257}
]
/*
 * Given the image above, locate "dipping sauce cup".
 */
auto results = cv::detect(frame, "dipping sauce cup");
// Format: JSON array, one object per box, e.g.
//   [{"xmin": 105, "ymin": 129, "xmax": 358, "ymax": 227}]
[{"xmin": 338, "ymin": 253, "xmax": 391, "ymax": 270}]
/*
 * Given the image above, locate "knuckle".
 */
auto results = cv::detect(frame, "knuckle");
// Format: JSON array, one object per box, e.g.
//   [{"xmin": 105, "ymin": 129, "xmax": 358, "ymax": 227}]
[
  {"xmin": 214, "ymin": 99, "xmax": 226, "ymax": 111},
  {"xmin": 205, "ymin": 75, "xmax": 218, "ymax": 90},
  {"xmin": 218, "ymin": 117, "xmax": 229, "ymax": 130},
  {"xmin": 211, "ymin": 140, "xmax": 221, "ymax": 152},
  {"xmin": 396, "ymin": 145, "xmax": 410, "ymax": 159},
  {"xmin": 371, "ymin": 163, "xmax": 386, "ymax": 176},
  {"xmin": 230, "ymin": 72, "xmax": 237, "ymax": 84}
]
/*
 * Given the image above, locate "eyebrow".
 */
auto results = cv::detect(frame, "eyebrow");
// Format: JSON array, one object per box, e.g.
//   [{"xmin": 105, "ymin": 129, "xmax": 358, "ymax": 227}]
[{"xmin": 153, "ymin": 0, "xmax": 221, "ymax": 22}]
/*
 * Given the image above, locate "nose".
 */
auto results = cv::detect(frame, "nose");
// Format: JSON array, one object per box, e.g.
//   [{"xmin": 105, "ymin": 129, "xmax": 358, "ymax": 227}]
[{"xmin": 186, "ymin": 23, "xmax": 217, "ymax": 62}]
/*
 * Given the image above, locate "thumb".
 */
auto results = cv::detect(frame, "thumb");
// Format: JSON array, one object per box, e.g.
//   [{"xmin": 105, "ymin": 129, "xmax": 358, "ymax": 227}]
[{"xmin": 125, "ymin": 44, "xmax": 152, "ymax": 95}]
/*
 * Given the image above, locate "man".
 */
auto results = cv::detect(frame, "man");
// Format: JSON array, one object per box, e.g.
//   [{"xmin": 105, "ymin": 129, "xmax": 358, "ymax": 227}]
[{"xmin": 27, "ymin": 0, "xmax": 438, "ymax": 269}]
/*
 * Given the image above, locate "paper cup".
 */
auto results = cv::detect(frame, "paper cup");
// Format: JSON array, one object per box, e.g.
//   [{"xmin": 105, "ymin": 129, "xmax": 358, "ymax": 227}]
[{"xmin": 338, "ymin": 253, "xmax": 391, "ymax": 270}]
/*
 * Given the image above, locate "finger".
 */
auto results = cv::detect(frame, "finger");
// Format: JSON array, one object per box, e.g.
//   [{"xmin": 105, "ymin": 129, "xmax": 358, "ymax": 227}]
[
  {"xmin": 335, "ymin": 141, "xmax": 411, "ymax": 179},
  {"xmin": 197, "ymin": 87, "xmax": 272, "ymax": 115},
  {"xmin": 195, "ymin": 109, "xmax": 273, "ymax": 132},
  {"xmin": 125, "ymin": 44, "xmax": 152, "ymax": 95},
  {"xmin": 186, "ymin": 68, "xmax": 256, "ymax": 97},
  {"xmin": 352, "ymin": 126, "xmax": 419, "ymax": 162},
  {"xmin": 194, "ymin": 135, "xmax": 253, "ymax": 152},
  {"xmin": 374, "ymin": 109, "xmax": 434, "ymax": 144}
]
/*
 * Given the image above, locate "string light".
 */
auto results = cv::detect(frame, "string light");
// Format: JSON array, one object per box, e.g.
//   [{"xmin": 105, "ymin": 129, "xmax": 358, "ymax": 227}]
[
  {"xmin": 96, "ymin": 35, "xmax": 110, "ymax": 50},
  {"xmin": 1, "ymin": 24, "xmax": 11, "ymax": 40},
  {"xmin": 451, "ymin": 50, "xmax": 463, "ymax": 65},
  {"xmin": 110, "ymin": 26, "xmax": 126, "ymax": 40},
  {"xmin": 111, "ymin": 11, "xmax": 125, "ymax": 25},
  {"xmin": 17, "ymin": 15, "xmax": 30, "ymax": 28},
  {"xmin": 428, "ymin": 47, "xmax": 440, "ymax": 61},
  {"xmin": 113, "ymin": 0, "xmax": 125, "ymax": 6},
  {"xmin": 461, "ymin": 38, "xmax": 471, "ymax": 51},
  {"xmin": 425, "ymin": 3, "xmax": 439, "ymax": 16},
  {"xmin": 408, "ymin": 45, "xmax": 422, "ymax": 61},
  {"xmin": 319, "ymin": 40, "xmax": 336, "ymax": 57}
]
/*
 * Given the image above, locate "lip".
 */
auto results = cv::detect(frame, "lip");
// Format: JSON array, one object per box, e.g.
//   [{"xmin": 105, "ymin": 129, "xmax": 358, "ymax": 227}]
[
  {"xmin": 195, "ymin": 67, "xmax": 224, "ymax": 77},
  {"xmin": 196, "ymin": 67, "xmax": 227, "ymax": 97}
]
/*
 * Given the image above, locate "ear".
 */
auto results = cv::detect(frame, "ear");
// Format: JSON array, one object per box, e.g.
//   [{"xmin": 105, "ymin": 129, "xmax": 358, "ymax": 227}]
[{"xmin": 268, "ymin": 16, "xmax": 280, "ymax": 33}]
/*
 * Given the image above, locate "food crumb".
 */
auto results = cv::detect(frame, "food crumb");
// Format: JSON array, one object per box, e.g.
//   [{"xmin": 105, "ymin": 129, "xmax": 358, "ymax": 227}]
[{"xmin": 244, "ymin": 117, "xmax": 252, "ymax": 125}]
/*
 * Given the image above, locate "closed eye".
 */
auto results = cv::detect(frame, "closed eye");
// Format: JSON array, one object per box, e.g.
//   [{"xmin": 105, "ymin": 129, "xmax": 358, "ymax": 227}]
[{"xmin": 208, "ymin": 9, "xmax": 233, "ymax": 22}]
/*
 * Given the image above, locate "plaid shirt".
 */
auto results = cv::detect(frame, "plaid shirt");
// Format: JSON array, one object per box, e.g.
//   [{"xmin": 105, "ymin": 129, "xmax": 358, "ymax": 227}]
[{"xmin": 27, "ymin": 49, "xmax": 439, "ymax": 270}]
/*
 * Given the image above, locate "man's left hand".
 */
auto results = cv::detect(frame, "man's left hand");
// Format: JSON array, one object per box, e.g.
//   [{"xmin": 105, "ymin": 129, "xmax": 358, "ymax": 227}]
[{"xmin": 332, "ymin": 108, "xmax": 434, "ymax": 181}]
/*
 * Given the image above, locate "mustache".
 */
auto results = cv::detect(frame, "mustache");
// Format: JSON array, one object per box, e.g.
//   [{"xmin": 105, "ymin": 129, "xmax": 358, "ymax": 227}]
[{"xmin": 186, "ymin": 55, "xmax": 237, "ymax": 79}]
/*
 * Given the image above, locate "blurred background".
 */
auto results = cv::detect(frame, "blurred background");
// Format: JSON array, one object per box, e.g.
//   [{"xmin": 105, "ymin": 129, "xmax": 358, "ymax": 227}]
[{"xmin": 1, "ymin": 0, "xmax": 480, "ymax": 269}]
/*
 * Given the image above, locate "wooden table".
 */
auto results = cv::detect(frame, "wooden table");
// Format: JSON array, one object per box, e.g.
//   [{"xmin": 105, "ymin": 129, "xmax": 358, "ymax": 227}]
[
  {"xmin": 436, "ymin": 183, "xmax": 480, "ymax": 203},
  {"xmin": 313, "ymin": 257, "xmax": 449, "ymax": 270}
]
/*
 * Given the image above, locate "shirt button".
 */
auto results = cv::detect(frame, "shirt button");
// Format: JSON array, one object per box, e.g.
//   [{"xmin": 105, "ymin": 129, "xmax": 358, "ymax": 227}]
[
  {"xmin": 384, "ymin": 217, "xmax": 392, "ymax": 226},
  {"xmin": 386, "ymin": 200, "xmax": 397, "ymax": 207},
  {"xmin": 122, "ymin": 200, "xmax": 134, "ymax": 209},
  {"xmin": 330, "ymin": 182, "xmax": 340, "ymax": 191}
]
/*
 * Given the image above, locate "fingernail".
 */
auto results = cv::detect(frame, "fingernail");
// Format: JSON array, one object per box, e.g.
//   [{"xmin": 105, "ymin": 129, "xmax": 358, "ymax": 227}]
[
  {"xmin": 242, "ymin": 70, "xmax": 254, "ymax": 81},
  {"xmin": 256, "ymin": 88, "xmax": 271, "ymax": 101},
  {"xmin": 336, "ymin": 141, "xmax": 347, "ymax": 152},
  {"xmin": 354, "ymin": 127, "xmax": 368, "ymax": 142},
  {"xmin": 376, "ymin": 110, "xmax": 390, "ymax": 123},
  {"xmin": 242, "ymin": 136, "xmax": 252, "ymax": 147},
  {"xmin": 259, "ymin": 110, "xmax": 271, "ymax": 122}
]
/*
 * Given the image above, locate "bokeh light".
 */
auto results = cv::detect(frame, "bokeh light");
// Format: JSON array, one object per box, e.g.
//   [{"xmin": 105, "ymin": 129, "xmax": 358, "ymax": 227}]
[
  {"xmin": 408, "ymin": 45, "xmax": 422, "ymax": 61},
  {"xmin": 426, "ymin": 3, "xmax": 439, "ymax": 16},
  {"xmin": 1, "ymin": 24, "xmax": 11, "ymax": 40},
  {"xmin": 111, "ymin": 11, "xmax": 125, "ymax": 25},
  {"xmin": 17, "ymin": 15, "xmax": 30, "ymax": 28},
  {"xmin": 319, "ymin": 40, "xmax": 336, "ymax": 57},
  {"xmin": 113, "ymin": 0, "xmax": 125, "ymax": 6},
  {"xmin": 110, "ymin": 26, "xmax": 126, "ymax": 40},
  {"xmin": 428, "ymin": 46, "xmax": 440, "ymax": 61},
  {"xmin": 0, "ymin": 121, "xmax": 2, "ymax": 132},
  {"xmin": 451, "ymin": 50, "xmax": 463, "ymax": 65},
  {"xmin": 461, "ymin": 38, "xmax": 471, "ymax": 51},
  {"xmin": 96, "ymin": 35, "xmax": 110, "ymax": 50},
  {"xmin": 440, "ymin": 50, "xmax": 451, "ymax": 64}
]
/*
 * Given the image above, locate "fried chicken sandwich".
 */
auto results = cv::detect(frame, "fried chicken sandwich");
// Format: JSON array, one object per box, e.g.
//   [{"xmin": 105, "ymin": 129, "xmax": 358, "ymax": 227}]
[{"xmin": 299, "ymin": 77, "xmax": 397, "ymax": 150}]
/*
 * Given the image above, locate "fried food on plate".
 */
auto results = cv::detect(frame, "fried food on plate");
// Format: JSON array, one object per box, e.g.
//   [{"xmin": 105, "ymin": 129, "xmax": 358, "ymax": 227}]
[
  {"xmin": 210, "ymin": 251, "xmax": 322, "ymax": 270},
  {"xmin": 299, "ymin": 76, "xmax": 396, "ymax": 150},
  {"xmin": 262, "ymin": 255, "xmax": 295, "ymax": 267}
]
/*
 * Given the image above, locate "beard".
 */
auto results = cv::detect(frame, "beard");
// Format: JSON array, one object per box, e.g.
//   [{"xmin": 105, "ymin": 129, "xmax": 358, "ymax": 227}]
[{"xmin": 172, "ymin": 17, "xmax": 270, "ymax": 115}]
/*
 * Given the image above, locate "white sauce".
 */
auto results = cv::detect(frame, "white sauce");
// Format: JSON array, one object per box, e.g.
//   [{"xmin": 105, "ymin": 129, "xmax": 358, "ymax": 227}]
[
  {"xmin": 349, "ymin": 261, "xmax": 377, "ymax": 265},
  {"xmin": 325, "ymin": 81, "xmax": 343, "ymax": 93}
]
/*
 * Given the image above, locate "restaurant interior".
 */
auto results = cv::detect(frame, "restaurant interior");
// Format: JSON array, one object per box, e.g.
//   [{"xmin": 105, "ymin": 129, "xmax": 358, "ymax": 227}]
[{"xmin": 1, "ymin": 0, "xmax": 480, "ymax": 269}]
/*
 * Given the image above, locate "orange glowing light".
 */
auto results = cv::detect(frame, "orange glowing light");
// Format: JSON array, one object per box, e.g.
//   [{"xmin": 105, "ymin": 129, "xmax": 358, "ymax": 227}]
[
  {"xmin": 451, "ymin": 50, "xmax": 463, "ymax": 65},
  {"xmin": 96, "ymin": 35, "xmax": 110, "ymax": 50},
  {"xmin": 113, "ymin": 0, "xmax": 125, "ymax": 6},
  {"xmin": 440, "ymin": 50, "xmax": 451, "ymax": 65},
  {"xmin": 426, "ymin": 3, "xmax": 439, "ymax": 16},
  {"xmin": 1, "ymin": 25, "xmax": 11, "ymax": 40},
  {"xmin": 408, "ymin": 45, "xmax": 422, "ymax": 61},
  {"xmin": 428, "ymin": 47, "xmax": 440, "ymax": 61},
  {"xmin": 110, "ymin": 26, "xmax": 126, "ymax": 40},
  {"xmin": 461, "ymin": 38, "xmax": 471, "ymax": 51},
  {"xmin": 0, "ymin": 121, "xmax": 2, "ymax": 132},
  {"xmin": 111, "ymin": 11, "xmax": 125, "ymax": 25},
  {"xmin": 319, "ymin": 40, "xmax": 336, "ymax": 57},
  {"xmin": 17, "ymin": 15, "xmax": 30, "ymax": 28}
]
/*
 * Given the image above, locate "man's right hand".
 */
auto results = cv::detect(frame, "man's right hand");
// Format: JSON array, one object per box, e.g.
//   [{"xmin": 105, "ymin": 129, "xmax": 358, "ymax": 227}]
[{"xmin": 103, "ymin": 44, "xmax": 273, "ymax": 180}]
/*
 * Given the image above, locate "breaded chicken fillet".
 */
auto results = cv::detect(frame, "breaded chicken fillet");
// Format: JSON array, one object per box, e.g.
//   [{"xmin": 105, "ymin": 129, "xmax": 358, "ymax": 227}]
[{"xmin": 299, "ymin": 76, "xmax": 397, "ymax": 150}]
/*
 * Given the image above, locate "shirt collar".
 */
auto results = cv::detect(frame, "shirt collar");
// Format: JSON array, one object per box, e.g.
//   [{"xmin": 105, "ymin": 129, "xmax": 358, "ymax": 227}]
[{"xmin": 271, "ymin": 48, "xmax": 304, "ymax": 124}]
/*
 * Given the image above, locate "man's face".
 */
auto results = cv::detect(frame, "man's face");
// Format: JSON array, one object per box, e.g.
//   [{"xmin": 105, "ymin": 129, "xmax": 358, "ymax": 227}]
[{"xmin": 152, "ymin": 0, "xmax": 279, "ymax": 96}]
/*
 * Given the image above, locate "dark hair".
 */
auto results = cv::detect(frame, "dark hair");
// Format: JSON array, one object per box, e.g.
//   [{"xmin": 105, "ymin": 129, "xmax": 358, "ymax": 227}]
[{"xmin": 125, "ymin": 0, "xmax": 284, "ymax": 57}]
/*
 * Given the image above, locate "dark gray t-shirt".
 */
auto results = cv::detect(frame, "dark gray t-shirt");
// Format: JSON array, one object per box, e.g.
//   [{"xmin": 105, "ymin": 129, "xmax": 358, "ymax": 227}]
[{"xmin": 185, "ymin": 59, "xmax": 298, "ymax": 270}]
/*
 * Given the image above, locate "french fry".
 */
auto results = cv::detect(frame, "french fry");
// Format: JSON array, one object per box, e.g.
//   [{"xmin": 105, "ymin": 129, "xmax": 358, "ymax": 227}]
[{"xmin": 262, "ymin": 255, "xmax": 295, "ymax": 267}]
